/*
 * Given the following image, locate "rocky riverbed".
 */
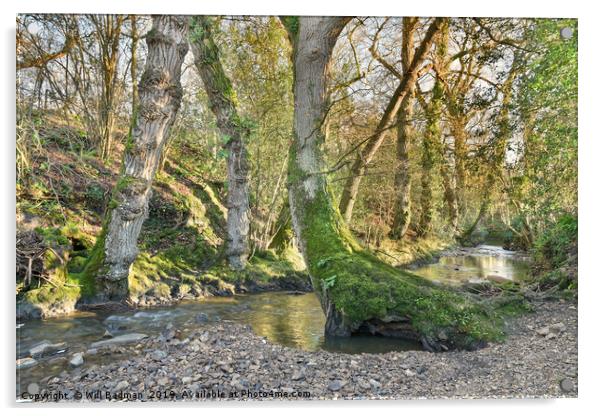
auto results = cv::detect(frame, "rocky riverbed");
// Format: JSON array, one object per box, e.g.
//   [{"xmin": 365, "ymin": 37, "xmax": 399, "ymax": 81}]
[{"xmin": 17, "ymin": 300, "xmax": 577, "ymax": 401}]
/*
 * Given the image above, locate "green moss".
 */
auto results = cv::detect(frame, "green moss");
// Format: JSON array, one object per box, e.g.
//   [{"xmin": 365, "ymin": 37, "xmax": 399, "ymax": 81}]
[
  {"xmin": 23, "ymin": 284, "xmax": 81, "ymax": 311},
  {"xmin": 279, "ymin": 16, "xmax": 299, "ymax": 45},
  {"xmin": 287, "ymin": 141, "xmax": 508, "ymax": 348}
]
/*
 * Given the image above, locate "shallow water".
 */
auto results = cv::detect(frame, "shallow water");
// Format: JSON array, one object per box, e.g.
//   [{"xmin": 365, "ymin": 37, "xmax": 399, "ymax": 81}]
[
  {"xmin": 410, "ymin": 244, "xmax": 530, "ymax": 284},
  {"xmin": 16, "ymin": 244, "xmax": 529, "ymax": 392}
]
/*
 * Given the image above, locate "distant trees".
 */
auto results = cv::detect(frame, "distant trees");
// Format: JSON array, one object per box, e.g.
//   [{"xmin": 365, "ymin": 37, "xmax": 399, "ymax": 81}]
[{"xmin": 338, "ymin": 18, "xmax": 445, "ymax": 224}]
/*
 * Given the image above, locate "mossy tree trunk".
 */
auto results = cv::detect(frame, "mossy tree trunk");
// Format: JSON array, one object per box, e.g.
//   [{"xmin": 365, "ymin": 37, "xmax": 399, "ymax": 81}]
[
  {"xmin": 283, "ymin": 16, "xmax": 504, "ymax": 351},
  {"xmin": 417, "ymin": 79, "xmax": 443, "ymax": 237},
  {"xmin": 433, "ymin": 21, "xmax": 460, "ymax": 234},
  {"xmin": 268, "ymin": 200, "xmax": 294, "ymax": 254},
  {"xmin": 389, "ymin": 17, "xmax": 418, "ymax": 240},
  {"xmin": 338, "ymin": 18, "xmax": 445, "ymax": 223},
  {"xmin": 89, "ymin": 16, "xmax": 189, "ymax": 301},
  {"xmin": 190, "ymin": 16, "xmax": 251, "ymax": 270}
]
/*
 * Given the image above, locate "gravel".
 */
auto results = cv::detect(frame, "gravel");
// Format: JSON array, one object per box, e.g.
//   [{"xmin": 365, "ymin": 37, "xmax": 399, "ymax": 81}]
[{"xmin": 19, "ymin": 300, "xmax": 577, "ymax": 401}]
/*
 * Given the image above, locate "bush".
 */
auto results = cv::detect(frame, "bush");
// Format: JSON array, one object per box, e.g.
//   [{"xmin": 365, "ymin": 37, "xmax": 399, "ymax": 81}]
[{"xmin": 533, "ymin": 214, "xmax": 577, "ymax": 269}]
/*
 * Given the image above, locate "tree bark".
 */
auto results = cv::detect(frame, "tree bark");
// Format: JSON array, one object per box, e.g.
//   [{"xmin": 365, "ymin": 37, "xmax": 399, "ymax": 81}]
[
  {"xmin": 389, "ymin": 17, "xmax": 418, "ymax": 240},
  {"xmin": 190, "ymin": 16, "xmax": 251, "ymax": 270},
  {"xmin": 268, "ymin": 200, "xmax": 294, "ymax": 254},
  {"xmin": 417, "ymin": 79, "xmax": 444, "ymax": 237},
  {"xmin": 87, "ymin": 16, "xmax": 189, "ymax": 301},
  {"xmin": 338, "ymin": 18, "xmax": 445, "ymax": 223},
  {"xmin": 130, "ymin": 15, "xmax": 139, "ymax": 112}
]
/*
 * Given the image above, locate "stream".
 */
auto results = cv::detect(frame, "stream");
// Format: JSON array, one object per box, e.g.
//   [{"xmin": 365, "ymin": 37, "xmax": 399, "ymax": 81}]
[{"xmin": 16, "ymin": 244, "xmax": 530, "ymax": 393}]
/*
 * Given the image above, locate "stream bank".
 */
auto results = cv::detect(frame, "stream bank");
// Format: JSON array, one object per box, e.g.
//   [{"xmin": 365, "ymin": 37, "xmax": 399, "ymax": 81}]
[{"xmin": 17, "ymin": 299, "xmax": 577, "ymax": 401}]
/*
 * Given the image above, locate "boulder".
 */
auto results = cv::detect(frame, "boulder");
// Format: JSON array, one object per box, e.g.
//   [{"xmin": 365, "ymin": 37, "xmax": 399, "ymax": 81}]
[
  {"xmin": 90, "ymin": 333, "xmax": 148, "ymax": 349},
  {"xmin": 28, "ymin": 340, "xmax": 67, "ymax": 358}
]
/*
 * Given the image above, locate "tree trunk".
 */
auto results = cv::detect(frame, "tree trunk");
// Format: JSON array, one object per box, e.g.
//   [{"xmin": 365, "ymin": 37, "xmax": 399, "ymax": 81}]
[
  {"xmin": 283, "ymin": 16, "xmax": 504, "ymax": 350},
  {"xmin": 389, "ymin": 17, "xmax": 417, "ymax": 240},
  {"xmin": 417, "ymin": 80, "xmax": 443, "ymax": 237},
  {"xmin": 268, "ymin": 200, "xmax": 294, "ymax": 254},
  {"xmin": 130, "ymin": 14, "xmax": 139, "ymax": 112},
  {"xmin": 338, "ymin": 18, "xmax": 445, "ymax": 223},
  {"xmin": 93, "ymin": 15, "xmax": 125, "ymax": 161},
  {"xmin": 440, "ymin": 156, "xmax": 460, "ymax": 232},
  {"xmin": 85, "ymin": 16, "xmax": 189, "ymax": 301},
  {"xmin": 190, "ymin": 16, "xmax": 251, "ymax": 270},
  {"xmin": 451, "ymin": 116, "xmax": 468, "ymax": 213}
]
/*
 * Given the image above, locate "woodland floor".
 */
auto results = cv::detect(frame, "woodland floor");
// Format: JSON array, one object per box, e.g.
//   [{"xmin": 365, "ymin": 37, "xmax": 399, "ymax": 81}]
[{"xmin": 21, "ymin": 299, "xmax": 577, "ymax": 401}]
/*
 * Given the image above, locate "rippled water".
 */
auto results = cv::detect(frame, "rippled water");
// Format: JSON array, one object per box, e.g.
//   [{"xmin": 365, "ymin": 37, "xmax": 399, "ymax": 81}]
[{"xmin": 16, "ymin": 245, "xmax": 530, "ymax": 392}]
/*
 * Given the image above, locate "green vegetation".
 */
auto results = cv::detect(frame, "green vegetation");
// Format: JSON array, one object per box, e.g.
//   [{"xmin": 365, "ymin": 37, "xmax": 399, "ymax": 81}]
[{"xmin": 16, "ymin": 16, "xmax": 577, "ymax": 351}]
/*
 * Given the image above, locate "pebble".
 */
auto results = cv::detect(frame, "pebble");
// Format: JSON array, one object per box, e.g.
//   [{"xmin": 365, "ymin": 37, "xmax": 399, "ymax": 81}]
[
  {"xmin": 19, "ymin": 300, "xmax": 577, "ymax": 401},
  {"xmin": 69, "ymin": 353, "xmax": 84, "ymax": 367}
]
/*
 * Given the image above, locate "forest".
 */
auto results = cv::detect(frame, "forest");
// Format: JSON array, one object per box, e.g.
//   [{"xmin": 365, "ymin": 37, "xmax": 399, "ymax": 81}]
[{"xmin": 16, "ymin": 14, "xmax": 578, "ymax": 400}]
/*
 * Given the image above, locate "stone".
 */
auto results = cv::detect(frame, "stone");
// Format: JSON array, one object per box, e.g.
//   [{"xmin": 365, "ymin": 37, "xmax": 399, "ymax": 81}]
[
  {"xmin": 535, "ymin": 327, "xmax": 550, "ymax": 336},
  {"xmin": 195, "ymin": 313, "xmax": 209, "ymax": 323},
  {"xmin": 90, "ymin": 333, "xmax": 148, "ymax": 349},
  {"xmin": 152, "ymin": 350, "xmax": 167, "ymax": 361},
  {"xmin": 29, "ymin": 340, "xmax": 66, "ymax": 358},
  {"xmin": 115, "ymin": 380, "xmax": 129, "ymax": 391},
  {"xmin": 102, "ymin": 330, "xmax": 114, "ymax": 339},
  {"xmin": 291, "ymin": 369, "xmax": 305, "ymax": 381},
  {"xmin": 369, "ymin": 379, "xmax": 381, "ymax": 389},
  {"xmin": 549, "ymin": 323, "xmax": 566, "ymax": 334},
  {"xmin": 560, "ymin": 378, "xmax": 574, "ymax": 392},
  {"xmin": 327, "ymin": 380, "xmax": 344, "ymax": 391},
  {"xmin": 69, "ymin": 353, "xmax": 84, "ymax": 367},
  {"xmin": 182, "ymin": 376, "xmax": 193, "ymax": 384},
  {"xmin": 16, "ymin": 357, "xmax": 38, "ymax": 370}
]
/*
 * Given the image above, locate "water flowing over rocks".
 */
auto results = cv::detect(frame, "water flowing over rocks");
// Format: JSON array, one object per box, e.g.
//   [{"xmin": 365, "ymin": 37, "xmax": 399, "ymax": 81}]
[{"xmin": 19, "ymin": 300, "xmax": 577, "ymax": 401}]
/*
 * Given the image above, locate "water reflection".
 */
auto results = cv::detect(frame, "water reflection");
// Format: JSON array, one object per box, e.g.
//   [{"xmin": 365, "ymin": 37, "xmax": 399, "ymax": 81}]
[{"xmin": 410, "ymin": 244, "xmax": 530, "ymax": 284}]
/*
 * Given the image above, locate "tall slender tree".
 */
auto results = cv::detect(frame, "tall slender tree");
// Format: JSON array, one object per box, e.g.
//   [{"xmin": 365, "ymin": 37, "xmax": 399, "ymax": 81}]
[
  {"xmin": 389, "ymin": 17, "xmax": 418, "ymax": 240},
  {"xmin": 190, "ymin": 16, "xmax": 251, "ymax": 270}
]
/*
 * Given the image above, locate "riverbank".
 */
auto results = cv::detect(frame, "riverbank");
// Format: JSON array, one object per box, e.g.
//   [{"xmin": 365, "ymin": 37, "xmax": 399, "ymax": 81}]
[{"xmin": 18, "ymin": 299, "xmax": 577, "ymax": 401}]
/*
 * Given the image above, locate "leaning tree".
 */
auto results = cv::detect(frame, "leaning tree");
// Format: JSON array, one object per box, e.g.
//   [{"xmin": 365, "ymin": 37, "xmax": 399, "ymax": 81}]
[
  {"xmin": 281, "ymin": 16, "xmax": 507, "ymax": 350},
  {"xmin": 83, "ymin": 16, "xmax": 189, "ymax": 301}
]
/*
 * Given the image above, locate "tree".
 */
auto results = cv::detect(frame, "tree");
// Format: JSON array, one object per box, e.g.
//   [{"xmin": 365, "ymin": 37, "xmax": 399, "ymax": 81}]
[
  {"xmin": 461, "ymin": 50, "xmax": 521, "ymax": 242},
  {"xmin": 389, "ymin": 17, "xmax": 418, "ymax": 240},
  {"xmin": 190, "ymin": 16, "xmax": 251, "ymax": 270},
  {"xmin": 84, "ymin": 16, "xmax": 189, "ymax": 301},
  {"xmin": 89, "ymin": 15, "xmax": 126, "ymax": 161},
  {"xmin": 338, "ymin": 18, "xmax": 445, "ymax": 223},
  {"xmin": 282, "ymin": 16, "xmax": 503, "ymax": 350},
  {"xmin": 416, "ymin": 79, "xmax": 444, "ymax": 237}
]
